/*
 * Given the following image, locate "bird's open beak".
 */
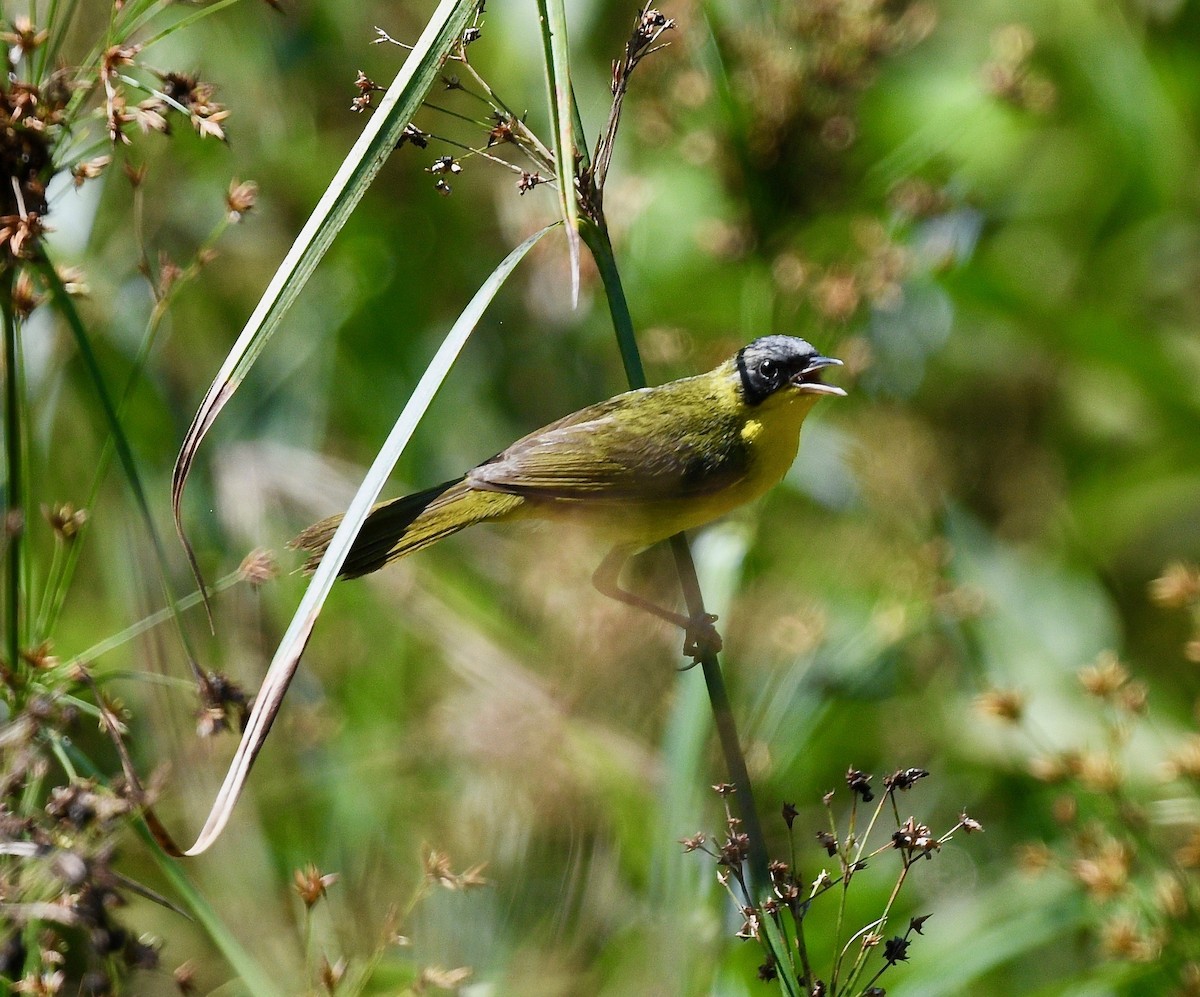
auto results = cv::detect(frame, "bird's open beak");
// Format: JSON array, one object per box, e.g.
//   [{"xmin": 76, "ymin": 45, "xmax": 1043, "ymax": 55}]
[{"xmin": 793, "ymin": 355, "xmax": 846, "ymax": 396}]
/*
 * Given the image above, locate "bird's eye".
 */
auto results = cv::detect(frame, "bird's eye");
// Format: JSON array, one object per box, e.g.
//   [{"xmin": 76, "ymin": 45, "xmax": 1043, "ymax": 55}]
[{"xmin": 758, "ymin": 358, "xmax": 777, "ymax": 380}]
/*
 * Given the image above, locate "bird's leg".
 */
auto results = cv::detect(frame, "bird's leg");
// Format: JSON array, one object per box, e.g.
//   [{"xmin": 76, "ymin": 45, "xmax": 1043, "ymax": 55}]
[{"xmin": 592, "ymin": 546, "xmax": 723, "ymax": 660}]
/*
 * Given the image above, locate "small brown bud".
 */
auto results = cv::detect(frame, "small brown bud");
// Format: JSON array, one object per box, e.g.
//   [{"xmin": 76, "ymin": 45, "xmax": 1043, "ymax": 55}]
[
  {"xmin": 1016, "ymin": 841, "xmax": 1054, "ymax": 876},
  {"xmin": 816, "ymin": 830, "xmax": 838, "ymax": 856},
  {"xmin": 319, "ymin": 955, "xmax": 347, "ymax": 993},
  {"xmin": 812, "ymin": 269, "xmax": 860, "ymax": 321},
  {"xmin": 44, "ymin": 503, "xmax": 87, "ymax": 541},
  {"xmin": 959, "ymin": 812, "xmax": 983, "ymax": 834},
  {"xmin": 71, "ymin": 157, "xmax": 111, "ymax": 189},
  {"xmin": 294, "ymin": 863, "xmax": 339, "ymax": 908},
  {"xmin": 884, "ymin": 768, "xmax": 929, "ymax": 792},
  {"xmin": 238, "ymin": 548, "xmax": 278, "ymax": 586},
  {"xmin": 417, "ymin": 966, "xmax": 472, "ymax": 989},
  {"xmin": 845, "ymin": 768, "xmax": 873, "ymax": 802},
  {"xmin": 1072, "ymin": 839, "xmax": 1130, "ymax": 900},
  {"xmin": 1099, "ymin": 912, "xmax": 1159, "ymax": 962},
  {"xmin": 226, "ymin": 179, "xmax": 257, "ymax": 221},
  {"xmin": 173, "ymin": 961, "xmax": 197, "ymax": 994},
  {"xmin": 423, "ymin": 848, "xmax": 488, "ymax": 890},
  {"xmin": 10, "ymin": 271, "xmax": 41, "ymax": 319},
  {"xmin": 122, "ymin": 160, "xmax": 147, "ymax": 187},
  {"xmin": 1166, "ymin": 735, "xmax": 1200, "ymax": 781}
]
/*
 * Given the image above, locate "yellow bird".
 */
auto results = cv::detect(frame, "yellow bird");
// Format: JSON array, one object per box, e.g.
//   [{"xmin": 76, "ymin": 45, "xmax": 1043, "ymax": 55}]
[{"xmin": 293, "ymin": 335, "xmax": 844, "ymax": 655}]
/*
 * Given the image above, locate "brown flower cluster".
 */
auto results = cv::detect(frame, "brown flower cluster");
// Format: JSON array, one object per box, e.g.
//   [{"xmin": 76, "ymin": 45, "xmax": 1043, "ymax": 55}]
[
  {"xmin": 0, "ymin": 42, "xmax": 68, "ymax": 261},
  {"xmin": 104, "ymin": 58, "xmax": 231, "ymax": 144},
  {"xmin": 285, "ymin": 851, "xmax": 483, "ymax": 995},
  {"xmin": 370, "ymin": 9, "xmax": 565, "ymax": 201},
  {"xmin": 0, "ymin": 741, "xmax": 164, "ymax": 996}
]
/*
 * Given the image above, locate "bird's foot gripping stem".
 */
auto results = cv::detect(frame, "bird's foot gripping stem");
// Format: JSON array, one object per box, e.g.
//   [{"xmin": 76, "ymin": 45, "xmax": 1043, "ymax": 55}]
[
  {"xmin": 593, "ymin": 547, "xmax": 724, "ymax": 666},
  {"xmin": 681, "ymin": 613, "xmax": 722, "ymax": 665}
]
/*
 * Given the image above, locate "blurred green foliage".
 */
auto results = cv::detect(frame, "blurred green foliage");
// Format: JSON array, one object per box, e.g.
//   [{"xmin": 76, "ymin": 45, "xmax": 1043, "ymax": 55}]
[{"xmin": 10, "ymin": 0, "xmax": 1200, "ymax": 993}]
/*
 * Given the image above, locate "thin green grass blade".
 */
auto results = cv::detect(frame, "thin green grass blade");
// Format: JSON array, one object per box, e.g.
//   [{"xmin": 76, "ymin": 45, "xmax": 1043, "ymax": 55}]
[
  {"xmin": 64, "ymin": 569, "xmax": 243, "ymax": 671},
  {"xmin": 181, "ymin": 223, "xmax": 555, "ymax": 856},
  {"xmin": 536, "ymin": 0, "xmax": 582, "ymax": 304},
  {"xmin": 136, "ymin": 0, "xmax": 248, "ymax": 51},
  {"xmin": 570, "ymin": 89, "xmax": 591, "ymax": 173},
  {"xmin": 759, "ymin": 910, "xmax": 803, "ymax": 997},
  {"xmin": 37, "ymin": 257, "xmax": 205, "ymax": 679},
  {"xmin": 3, "ymin": 281, "xmax": 23, "ymax": 677},
  {"xmin": 170, "ymin": 0, "xmax": 477, "ymax": 613}
]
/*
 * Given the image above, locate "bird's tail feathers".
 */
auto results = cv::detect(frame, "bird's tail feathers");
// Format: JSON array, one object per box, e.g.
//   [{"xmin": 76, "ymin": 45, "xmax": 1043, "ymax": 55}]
[{"xmin": 292, "ymin": 477, "xmax": 523, "ymax": 579}]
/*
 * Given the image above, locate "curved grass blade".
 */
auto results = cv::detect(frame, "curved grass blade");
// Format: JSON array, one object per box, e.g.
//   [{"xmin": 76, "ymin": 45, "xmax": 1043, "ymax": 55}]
[
  {"xmin": 536, "ymin": 0, "xmax": 582, "ymax": 304},
  {"xmin": 182, "ymin": 224, "xmax": 555, "ymax": 856},
  {"xmin": 171, "ymin": 0, "xmax": 478, "ymax": 619}
]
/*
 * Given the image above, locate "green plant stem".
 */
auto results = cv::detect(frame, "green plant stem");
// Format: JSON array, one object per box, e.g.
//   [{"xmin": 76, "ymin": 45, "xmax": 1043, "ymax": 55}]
[
  {"xmin": 580, "ymin": 216, "xmax": 770, "ymax": 899},
  {"xmin": 63, "ymin": 567, "xmax": 243, "ymax": 669},
  {"xmin": 668, "ymin": 533, "xmax": 770, "ymax": 896},
  {"xmin": 579, "ymin": 220, "xmax": 644, "ymax": 387},
  {"xmin": 3, "ymin": 276, "xmax": 21, "ymax": 678},
  {"xmin": 829, "ymin": 802, "xmax": 856, "ymax": 993},
  {"xmin": 138, "ymin": 0, "xmax": 246, "ymax": 51},
  {"xmin": 842, "ymin": 860, "xmax": 911, "ymax": 994}
]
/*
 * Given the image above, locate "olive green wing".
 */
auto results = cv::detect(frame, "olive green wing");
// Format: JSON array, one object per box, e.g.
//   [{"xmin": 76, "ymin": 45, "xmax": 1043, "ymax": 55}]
[{"xmin": 468, "ymin": 384, "xmax": 749, "ymax": 501}]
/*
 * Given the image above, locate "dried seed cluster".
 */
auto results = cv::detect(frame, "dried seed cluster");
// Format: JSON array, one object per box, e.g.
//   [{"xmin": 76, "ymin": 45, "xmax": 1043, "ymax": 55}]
[
  {"xmin": 685, "ymin": 768, "xmax": 978, "ymax": 993},
  {"xmin": 365, "ymin": 6, "xmax": 560, "ymax": 200}
]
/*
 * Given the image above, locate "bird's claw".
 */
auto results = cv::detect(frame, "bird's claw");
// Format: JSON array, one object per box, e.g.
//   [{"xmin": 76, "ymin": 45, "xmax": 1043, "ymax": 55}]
[{"xmin": 681, "ymin": 612, "xmax": 722, "ymax": 664}]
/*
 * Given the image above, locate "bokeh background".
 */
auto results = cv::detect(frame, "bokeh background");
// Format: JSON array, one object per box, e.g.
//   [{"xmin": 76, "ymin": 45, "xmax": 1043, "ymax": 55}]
[{"xmin": 31, "ymin": 0, "xmax": 1200, "ymax": 992}]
